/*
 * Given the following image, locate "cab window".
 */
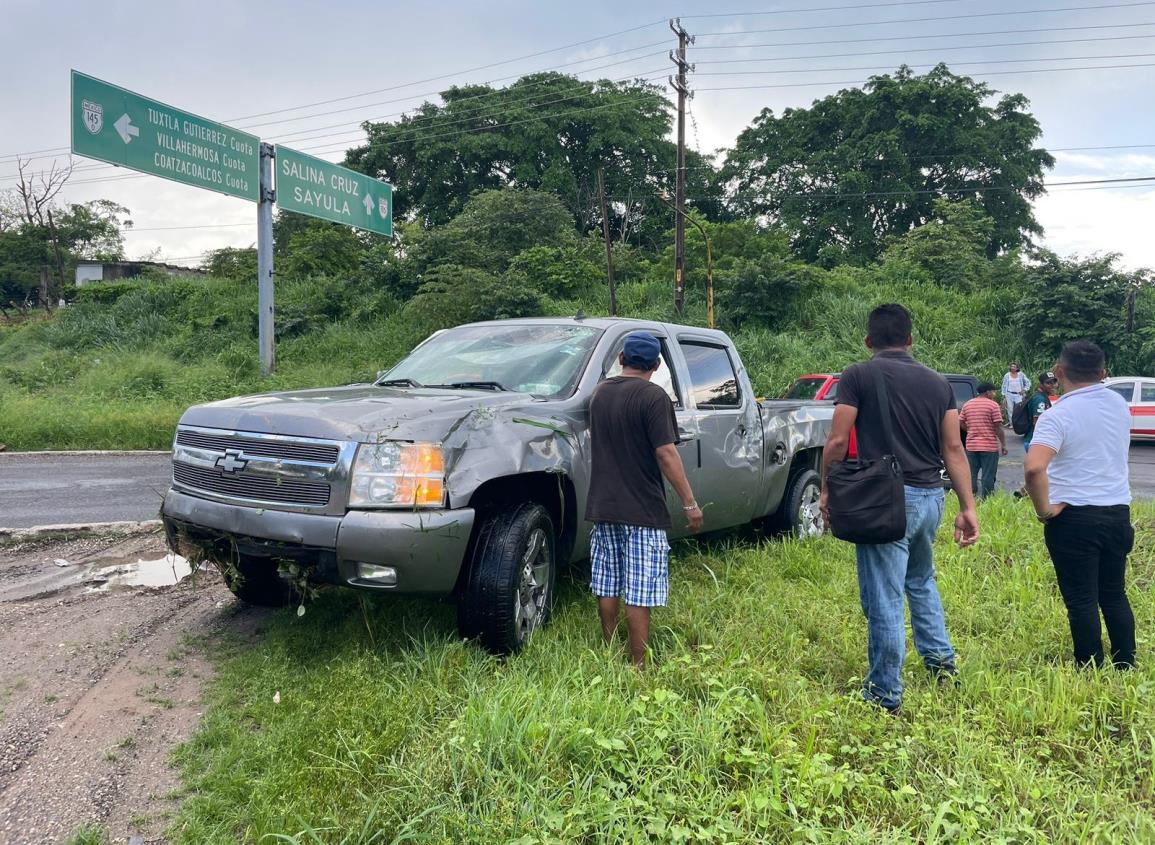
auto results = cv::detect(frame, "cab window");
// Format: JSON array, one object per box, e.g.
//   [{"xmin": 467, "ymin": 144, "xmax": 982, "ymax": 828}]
[
  {"xmin": 679, "ymin": 341, "xmax": 741, "ymax": 409},
  {"xmin": 603, "ymin": 338, "xmax": 680, "ymax": 406},
  {"xmin": 1141, "ymin": 383, "xmax": 1155, "ymax": 403}
]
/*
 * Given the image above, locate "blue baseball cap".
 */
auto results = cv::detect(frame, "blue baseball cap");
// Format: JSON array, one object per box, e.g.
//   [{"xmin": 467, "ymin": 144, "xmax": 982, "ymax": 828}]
[{"xmin": 623, "ymin": 332, "xmax": 661, "ymax": 369}]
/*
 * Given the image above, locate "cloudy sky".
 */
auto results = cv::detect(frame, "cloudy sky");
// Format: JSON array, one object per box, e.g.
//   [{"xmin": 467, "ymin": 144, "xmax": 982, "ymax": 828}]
[{"xmin": 4, "ymin": 0, "xmax": 1155, "ymax": 268}]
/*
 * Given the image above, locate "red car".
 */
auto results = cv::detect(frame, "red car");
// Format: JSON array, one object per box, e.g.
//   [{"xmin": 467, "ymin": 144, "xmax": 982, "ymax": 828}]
[
  {"xmin": 785, "ymin": 373, "xmax": 840, "ymax": 402},
  {"xmin": 784, "ymin": 374, "xmax": 855, "ymax": 456},
  {"xmin": 785, "ymin": 371, "xmax": 981, "ymax": 462}
]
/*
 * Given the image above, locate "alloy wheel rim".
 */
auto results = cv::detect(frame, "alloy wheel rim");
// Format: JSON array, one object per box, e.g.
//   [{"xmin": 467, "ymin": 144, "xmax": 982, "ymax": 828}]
[
  {"xmin": 797, "ymin": 483, "xmax": 825, "ymax": 538},
  {"xmin": 514, "ymin": 528, "xmax": 550, "ymax": 643}
]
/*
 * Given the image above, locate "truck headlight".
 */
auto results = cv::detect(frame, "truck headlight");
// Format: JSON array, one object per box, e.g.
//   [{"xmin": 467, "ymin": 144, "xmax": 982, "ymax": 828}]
[{"xmin": 349, "ymin": 442, "xmax": 446, "ymax": 508}]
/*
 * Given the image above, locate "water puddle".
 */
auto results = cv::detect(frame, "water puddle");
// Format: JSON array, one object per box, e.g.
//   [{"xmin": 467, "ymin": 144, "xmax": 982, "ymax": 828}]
[
  {"xmin": 82, "ymin": 553, "xmax": 193, "ymax": 592},
  {"xmin": 0, "ymin": 552, "xmax": 197, "ymax": 602}
]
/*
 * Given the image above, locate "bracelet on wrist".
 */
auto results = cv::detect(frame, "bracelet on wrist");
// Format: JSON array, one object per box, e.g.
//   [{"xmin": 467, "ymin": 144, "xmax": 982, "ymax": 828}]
[{"xmin": 683, "ymin": 502, "xmax": 699, "ymax": 511}]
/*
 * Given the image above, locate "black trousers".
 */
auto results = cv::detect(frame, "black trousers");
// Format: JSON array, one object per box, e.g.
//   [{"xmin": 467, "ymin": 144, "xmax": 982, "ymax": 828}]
[{"xmin": 1043, "ymin": 505, "xmax": 1136, "ymax": 668}]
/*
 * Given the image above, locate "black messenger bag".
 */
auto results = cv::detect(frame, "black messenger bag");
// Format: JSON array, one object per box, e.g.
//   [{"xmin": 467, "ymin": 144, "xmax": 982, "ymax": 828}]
[{"xmin": 826, "ymin": 363, "xmax": 907, "ymax": 544}]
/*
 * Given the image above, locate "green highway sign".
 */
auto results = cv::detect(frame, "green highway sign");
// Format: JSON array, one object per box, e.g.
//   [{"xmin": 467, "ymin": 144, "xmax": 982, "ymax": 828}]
[
  {"xmin": 71, "ymin": 70, "xmax": 259, "ymax": 201},
  {"xmin": 275, "ymin": 145, "xmax": 393, "ymax": 236}
]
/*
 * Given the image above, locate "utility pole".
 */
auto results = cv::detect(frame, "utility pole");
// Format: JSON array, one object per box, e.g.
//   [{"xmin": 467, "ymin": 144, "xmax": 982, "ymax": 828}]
[
  {"xmin": 669, "ymin": 17, "xmax": 694, "ymax": 315},
  {"xmin": 257, "ymin": 142, "xmax": 275, "ymax": 376},
  {"xmin": 597, "ymin": 167, "xmax": 617, "ymax": 317}
]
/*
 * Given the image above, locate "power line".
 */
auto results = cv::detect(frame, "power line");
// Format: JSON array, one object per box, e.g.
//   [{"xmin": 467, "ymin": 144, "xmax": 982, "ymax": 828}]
[
  {"xmin": 682, "ymin": 0, "xmax": 962, "ymax": 19},
  {"xmin": 691, "ymin": 20, "xmax": 1155, "ymax": 52},
  {"xmin": 695, "ymin": 50, "xmax": 1155, "ymax": 75},
  {"xmin": 125, "ymin": 223, "xmax": 251, "ymax": 232},
  {"xmin": 694, "ymin": 31, "xmax": 1155, "ymax": 66},
  {"xmin": 228, "ymin": 19, "xmax": 668, "ymax": 124},
  {"xmin": 697, "ymin": 59, "xmax": 1155, "ymax": 91},
  {"xmin": 694, "ymin": 1, "xmax": 1155, "ymax": 37}
]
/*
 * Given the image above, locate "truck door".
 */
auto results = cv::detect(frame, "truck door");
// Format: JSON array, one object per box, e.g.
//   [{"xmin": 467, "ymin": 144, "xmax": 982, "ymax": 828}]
[
  {"xmin": 676, "ymin": 339, "xmax": 763, "ymax": 529},
  {"xmin": 601, "ymin": 335, "xmax": 703, "ymax": 538}
]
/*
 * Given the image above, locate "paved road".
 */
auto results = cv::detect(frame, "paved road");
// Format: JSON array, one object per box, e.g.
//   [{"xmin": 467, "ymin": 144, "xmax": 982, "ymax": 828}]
[
  {"xmin": 0, "ymin": 453, "xmax": 171, "ymax": 529},
  {"xmin": 976, "ymin": 435, "xmax": 1155, "ymax": 499},
  {"xmin": 1, "ymin": 442, "xmax": 1154, "ymax": 531}
]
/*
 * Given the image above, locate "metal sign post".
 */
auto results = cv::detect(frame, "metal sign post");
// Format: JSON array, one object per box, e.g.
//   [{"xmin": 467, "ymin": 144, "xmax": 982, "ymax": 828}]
[{"xmin": 258, "ymin": 143, "xmax": 275, "ymax": 376}]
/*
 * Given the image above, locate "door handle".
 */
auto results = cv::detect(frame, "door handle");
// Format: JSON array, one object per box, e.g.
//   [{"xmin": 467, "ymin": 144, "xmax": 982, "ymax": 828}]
[{"xmin": 678, "ymin": 427, "xmax": 699, "ymax": 442}]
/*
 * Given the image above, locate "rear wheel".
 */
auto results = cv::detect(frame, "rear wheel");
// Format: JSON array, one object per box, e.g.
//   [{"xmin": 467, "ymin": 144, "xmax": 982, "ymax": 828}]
[
  {"xmin": 457, "ymin": 503, "xmax": 556, "ymax": 655},
  {"xmin": 222, "ymin": 555, "xmax": 299, "ymax": 607},
  {"xmin": 783, "ymin": 469, "xmax": 825, "ymax": 539}
]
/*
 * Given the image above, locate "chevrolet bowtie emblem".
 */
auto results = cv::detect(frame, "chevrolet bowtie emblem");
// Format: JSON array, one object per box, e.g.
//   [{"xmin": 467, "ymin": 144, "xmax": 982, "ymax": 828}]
[{"xmin": 215, "ymin": 449, "xmax": 249, "ymax": 474}]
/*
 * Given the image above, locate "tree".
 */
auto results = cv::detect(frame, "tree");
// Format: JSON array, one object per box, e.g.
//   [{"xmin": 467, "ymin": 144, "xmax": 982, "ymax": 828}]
[
  {"xmin": 0, "ymin": 161, "xmax": 130, "ymax": 311},
  {"xmin": 504, "ymin": 244, "xmax": 602, "ymax": 300},
  {"xmin": 278, "ymin": 223, "xmax": 366, "ymax": 280},
  {"xmin": 716, "ymin": 254, "xmax": 826, "ymax": 330},
  {"xmin": 882, "ymin": 199, "xmax": 1015, "ymax": 289},
  {"xmin": 1014, "ymin": 251, "xmax": 1151, "ymax": 370},
  {"xmin": 405, "ymin": 264, "xmax": 544, "ymax": 329},
  {"xmin": 346, "ymin": 73, "xmax": 720, "ymax": 236},
  {"xmin": 407, "ymin": 187, "xmax": 578, "ymax": 275},
  {"xmin": 56, "ymin": 200, "xmax": 131, "ymax": 260},
  {"xmin": 720, "ymin": 65, "xmax": 1054, "ymax": 264},
  {"xmin": 205, "ymin": 247, "xmax": 257, "ymax": 280}
]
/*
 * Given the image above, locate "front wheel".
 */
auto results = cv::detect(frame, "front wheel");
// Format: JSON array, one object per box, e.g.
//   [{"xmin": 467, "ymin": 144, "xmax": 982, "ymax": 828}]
[
  {"xmin": 457, "ymin": 502, "xmax": 556, "ymax": 655},
  {"xmin": 222, "ymin": 554, "xmax": 300, "ymax": 607},
  {"xmin": 783, "ymin": 469, "xmax": 825, "ymax": 539}
]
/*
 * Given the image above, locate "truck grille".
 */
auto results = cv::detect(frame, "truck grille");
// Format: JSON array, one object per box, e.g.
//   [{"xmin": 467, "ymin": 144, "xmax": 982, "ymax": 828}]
[
  {"xmin": 173, "ymin": 463, "xmax": 331, "ymax": 506},
  {"xmin": 175, "ymin": 430, "xmax": 340, "ymax": 465}
]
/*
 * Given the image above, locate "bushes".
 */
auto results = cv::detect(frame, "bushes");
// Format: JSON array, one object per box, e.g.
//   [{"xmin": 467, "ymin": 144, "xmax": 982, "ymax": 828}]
[{"xmin": 72, "ymin": 281, "xmax": 137, "ymax": 305}]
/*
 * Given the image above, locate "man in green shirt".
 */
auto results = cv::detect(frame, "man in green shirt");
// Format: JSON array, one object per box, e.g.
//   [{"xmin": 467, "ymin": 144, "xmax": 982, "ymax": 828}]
[
  {"xmin": 1023, "ymin": 371, "xmax": 1059, "ymax": 452},
  {"xmin": 1015, "ymin": 371, "xmax": 1059, "ymax": 499}
]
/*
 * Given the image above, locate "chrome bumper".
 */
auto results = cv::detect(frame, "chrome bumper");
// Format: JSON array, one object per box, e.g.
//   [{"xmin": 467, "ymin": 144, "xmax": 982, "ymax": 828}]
[{"xmin": 162, "ymin": 488, "xmax": 475, "ymax": 595}]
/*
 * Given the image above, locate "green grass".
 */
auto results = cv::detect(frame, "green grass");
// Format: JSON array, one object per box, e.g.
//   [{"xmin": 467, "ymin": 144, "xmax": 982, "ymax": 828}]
[{"xmin": 170, "ymin": 499, "xmax": 1155, "ymax": 843}]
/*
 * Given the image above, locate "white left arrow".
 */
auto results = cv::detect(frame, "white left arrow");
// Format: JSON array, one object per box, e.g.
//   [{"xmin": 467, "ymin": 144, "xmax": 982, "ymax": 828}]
[
  {"xmin": 362, "ymin": 193, "xmax": 374, "ymax": 216},
  {"xmin": 114, "ymin": 113, "xmax": 139, "ymax": 144}
]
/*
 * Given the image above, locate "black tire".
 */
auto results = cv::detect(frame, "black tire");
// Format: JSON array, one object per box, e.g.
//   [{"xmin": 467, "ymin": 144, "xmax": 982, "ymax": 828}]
[
  {"xmin": 457, "ymin": 502, "xmax": 556, "ymax": 655},
  {"xmin": 223, "ymin": 555, "xmax": 299, "ymax": 607},
  {"xmin": 781, "ymin": 469, "xmax": 825, "ymax": 539}
]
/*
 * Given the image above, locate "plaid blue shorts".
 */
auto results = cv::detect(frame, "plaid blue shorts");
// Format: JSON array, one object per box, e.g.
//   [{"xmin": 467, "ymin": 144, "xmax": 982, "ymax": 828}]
[{"xmin": 590, "ymin": 523, "xmax": 670, "ymax": 607}]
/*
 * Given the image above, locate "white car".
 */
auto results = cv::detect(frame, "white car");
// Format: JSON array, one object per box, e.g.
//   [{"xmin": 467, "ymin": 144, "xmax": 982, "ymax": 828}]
[{"xmin": 1103, "ymin": 377, "xmax": 1155, "ymax": 441}]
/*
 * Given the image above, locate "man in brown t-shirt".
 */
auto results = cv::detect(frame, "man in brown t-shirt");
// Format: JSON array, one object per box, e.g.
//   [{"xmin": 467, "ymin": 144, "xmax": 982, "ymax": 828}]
[{"xmin": 587, "ymin": 332, "xmax": 702, "ymax": 666}]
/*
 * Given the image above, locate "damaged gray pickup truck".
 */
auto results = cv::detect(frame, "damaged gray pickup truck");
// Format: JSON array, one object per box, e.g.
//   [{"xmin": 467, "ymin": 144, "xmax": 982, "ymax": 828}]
[{"xmin": 162, "ymin": 317, "xmax": 832, "ymax": 653}]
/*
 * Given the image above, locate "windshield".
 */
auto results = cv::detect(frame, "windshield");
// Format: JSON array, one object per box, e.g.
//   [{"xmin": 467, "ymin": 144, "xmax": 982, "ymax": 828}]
[
  {"xmin": 785, "ymin": 377, "xmax": 827, "ymax": 400},
  {"xmin": 382, "ymin": 324, "xmax": 603, "ymax": 398}
]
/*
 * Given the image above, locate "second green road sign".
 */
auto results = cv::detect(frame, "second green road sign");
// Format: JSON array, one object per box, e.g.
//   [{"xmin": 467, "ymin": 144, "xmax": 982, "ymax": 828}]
[
  {"xmin": 71, "ymin": 70, "xmax": 259, "ymax": 202},
  {"xmin": 275, "ymin": 146, "xmax": 393, "ymax": 236}
]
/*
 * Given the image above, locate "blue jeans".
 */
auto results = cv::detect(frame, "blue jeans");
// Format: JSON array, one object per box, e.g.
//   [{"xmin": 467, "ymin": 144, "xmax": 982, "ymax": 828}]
[{"xmin": 855, "ymin": 486, "xmax": 956, "ymax": 710}]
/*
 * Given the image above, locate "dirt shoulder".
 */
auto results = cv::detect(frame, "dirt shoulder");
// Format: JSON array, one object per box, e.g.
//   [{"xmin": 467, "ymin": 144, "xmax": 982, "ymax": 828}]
[{"xmin": 0, "ymin": 532, "xmax": 268, "ymax": 844}]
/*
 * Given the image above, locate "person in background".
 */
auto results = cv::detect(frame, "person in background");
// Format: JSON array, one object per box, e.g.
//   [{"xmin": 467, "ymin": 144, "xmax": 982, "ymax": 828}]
[
  {"xmin": 585, "ymin": 332, "xmax": 703, "ymax": 667},
  {"xmin": 1013, "ymin": 372, "xmax": 1059, "ymax": 499},
  {"xmin": 1002, "ymin": 363, "xmax": 1031, "ymax": 427},
  {"xmin": 1025, "ymin": 341, "xmax": 1135, "ymax": 669},
  {"xmin": 1023, "ymin": 372, "xmax": 1059, "ymax": 452},
  {"xmin": 959, "ymin": 382, "xmax": 1008, "ymax": 499},
  {"xmin": 820, "ymin": 304, "xmax": 979, "ymax": 714}
]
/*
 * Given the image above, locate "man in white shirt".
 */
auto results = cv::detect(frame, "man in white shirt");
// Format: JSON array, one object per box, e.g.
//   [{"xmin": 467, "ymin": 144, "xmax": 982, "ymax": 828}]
[
  {"xmin": 1024, "ymin": 341, "xmax": 1135, "ymax": 668},
  {"xmin": 1001, "ymin": 363, "xmax": 1030, "ymax": 426}
]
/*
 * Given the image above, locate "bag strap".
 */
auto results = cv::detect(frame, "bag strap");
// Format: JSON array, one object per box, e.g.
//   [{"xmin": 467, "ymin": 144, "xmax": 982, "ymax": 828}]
[{"xmin": 872, "ymin": 359, "xmax": 898, "ymax": 457}]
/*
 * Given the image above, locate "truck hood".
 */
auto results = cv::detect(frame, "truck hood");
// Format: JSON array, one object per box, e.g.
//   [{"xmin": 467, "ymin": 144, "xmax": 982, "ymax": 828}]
[{"xmin": 179, "ymin": 385, "xmax": 540, "ymax": 443}]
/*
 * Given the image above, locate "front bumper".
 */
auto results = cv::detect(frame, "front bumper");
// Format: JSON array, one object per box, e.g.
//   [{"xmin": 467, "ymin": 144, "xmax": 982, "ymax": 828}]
[{"xmin": 162, "ymin": 488, "xmax": 475, "ymax": 595}]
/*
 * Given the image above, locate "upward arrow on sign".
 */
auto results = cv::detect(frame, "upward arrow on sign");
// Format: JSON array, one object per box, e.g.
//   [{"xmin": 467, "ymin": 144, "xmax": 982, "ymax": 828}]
[{"xmin": 362, "ymin": 193, "xmax": 374, "ymax": 216}]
